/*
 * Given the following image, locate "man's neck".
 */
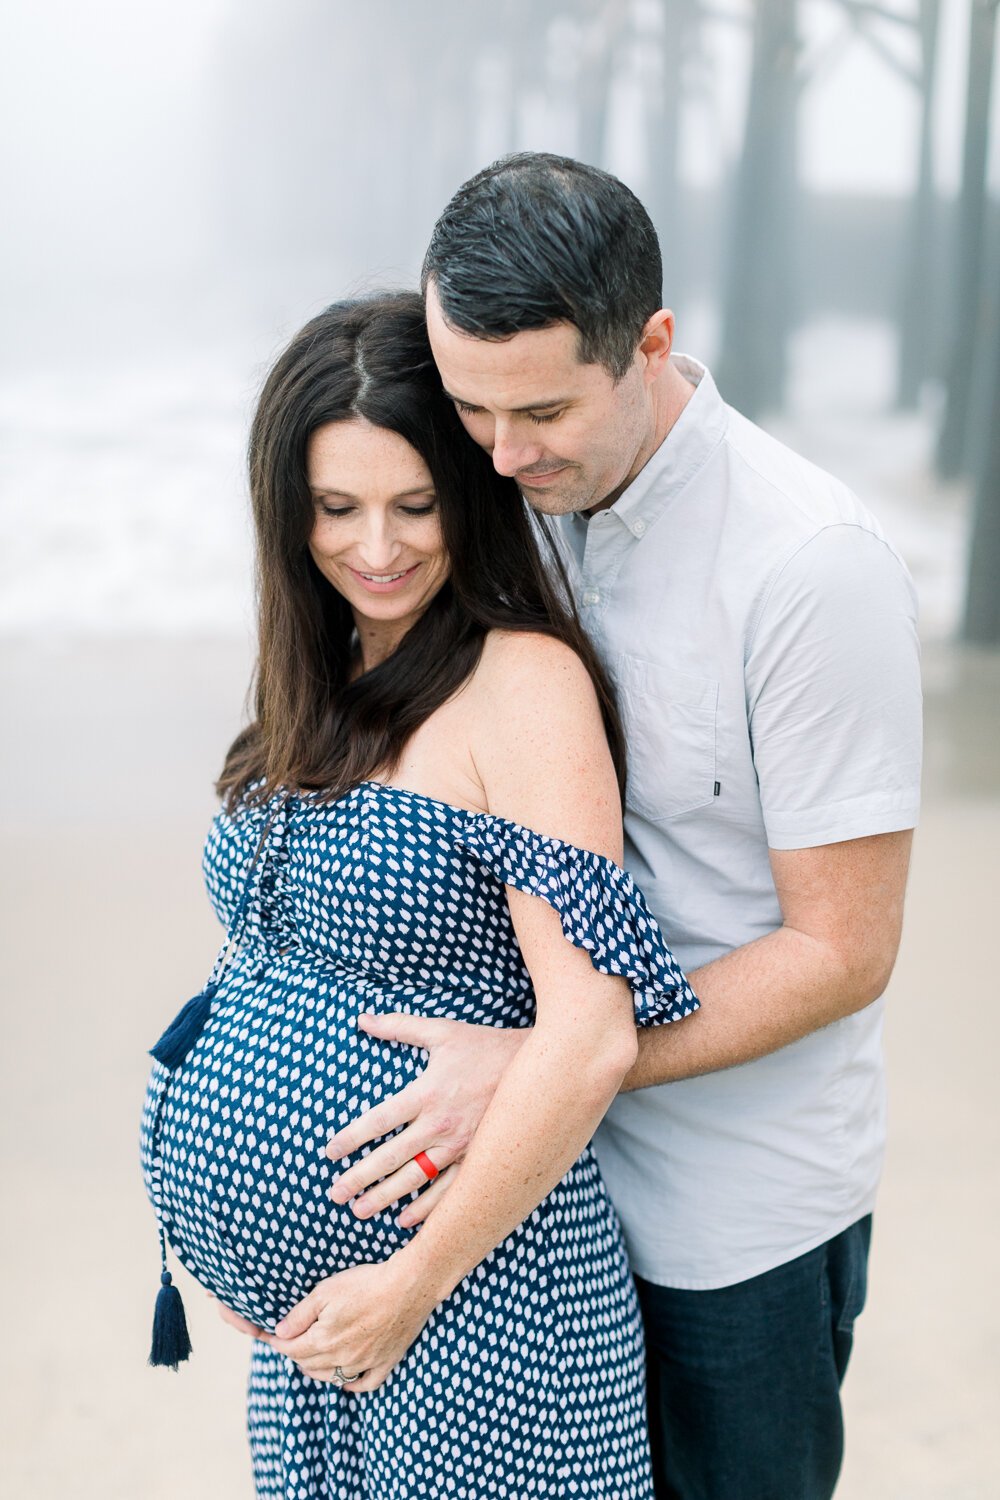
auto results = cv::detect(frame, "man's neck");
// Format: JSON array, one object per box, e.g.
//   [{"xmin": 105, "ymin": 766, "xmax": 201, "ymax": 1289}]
[
  {"xmin": 651, "ymin": 357, "xmax": 698, "ymax": 453},
  {"xmin": 585, "ymin": 360, "xmax": 697, "ymax": 517}
]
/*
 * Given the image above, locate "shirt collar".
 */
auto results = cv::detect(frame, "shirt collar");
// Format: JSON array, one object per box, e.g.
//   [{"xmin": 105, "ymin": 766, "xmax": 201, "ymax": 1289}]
[{"xmin": 569, "ymin": 354, "xmax": 728, "ymax": 540}]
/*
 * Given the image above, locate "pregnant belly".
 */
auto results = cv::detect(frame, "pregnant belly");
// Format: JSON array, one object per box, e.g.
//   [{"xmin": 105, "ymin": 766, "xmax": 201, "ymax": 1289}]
[{"xmin": 140, "ymin": 957, "xmax": 427, "ymax": 1329}]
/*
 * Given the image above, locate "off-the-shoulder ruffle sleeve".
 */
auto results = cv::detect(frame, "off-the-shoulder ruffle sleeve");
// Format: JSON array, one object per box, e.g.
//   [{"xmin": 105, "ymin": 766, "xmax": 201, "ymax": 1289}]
[{"xmin": 456, "ymin": 814, "xmax": 699, "ymax": 1027}]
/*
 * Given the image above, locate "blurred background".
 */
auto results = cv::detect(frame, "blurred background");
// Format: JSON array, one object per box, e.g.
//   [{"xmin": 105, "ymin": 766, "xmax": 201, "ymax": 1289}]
[{"xmin": 1, "ymin": 1, "xmax": 998, "ymax": 1496}]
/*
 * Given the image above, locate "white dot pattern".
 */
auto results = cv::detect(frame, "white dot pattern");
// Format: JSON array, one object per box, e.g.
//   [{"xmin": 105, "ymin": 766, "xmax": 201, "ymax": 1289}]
[{"xmin": 139, "ymin": 781, "xmax": 699, "ymax": 1498}]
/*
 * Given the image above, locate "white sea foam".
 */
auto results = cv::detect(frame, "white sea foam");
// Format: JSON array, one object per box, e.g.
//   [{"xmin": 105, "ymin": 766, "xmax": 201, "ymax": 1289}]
[
  {"xmin": 0, "ymin": 352, "xmax": 256, "ymax": 636},
  {"xmin": 0, "ymin": 321, "xmax": 969, "ymax": 641}
]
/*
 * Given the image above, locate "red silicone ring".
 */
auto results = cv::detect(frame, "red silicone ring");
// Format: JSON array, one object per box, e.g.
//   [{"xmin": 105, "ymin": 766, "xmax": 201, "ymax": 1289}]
[{"xmin": 414, "ymin": 1150, "xmax": 439, "ymax": 1180}]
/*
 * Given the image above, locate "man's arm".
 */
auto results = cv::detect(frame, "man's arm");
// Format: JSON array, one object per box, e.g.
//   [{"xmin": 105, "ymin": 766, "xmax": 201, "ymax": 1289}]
[
  {"xmin": 326, "ymin": 524, "xmax": 921, "ymax": 1214},
  {"xmin": 623, "ymin": 827, "xmax": 912, "ymax": 1089},
  {"xmin": 324, "ymin": 825, "xmax": 912, "ymax": 1221}
]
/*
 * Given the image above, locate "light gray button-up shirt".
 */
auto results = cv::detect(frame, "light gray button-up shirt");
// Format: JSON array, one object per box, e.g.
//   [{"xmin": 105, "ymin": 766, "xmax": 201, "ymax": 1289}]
[{"xmin": 555, "ymin": 356, "xmax": 922, "ymax": 1289}]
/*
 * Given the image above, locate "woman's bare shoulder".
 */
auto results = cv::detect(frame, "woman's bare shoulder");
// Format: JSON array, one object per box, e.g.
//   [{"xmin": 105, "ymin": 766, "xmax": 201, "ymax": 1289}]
[
  {"xmin": 467, "ymin": 630, "xmax": 621, "ymax": 855},
  {"xmin": 472, "ymin": 628, "xmax": 598, "ymax": 704}
]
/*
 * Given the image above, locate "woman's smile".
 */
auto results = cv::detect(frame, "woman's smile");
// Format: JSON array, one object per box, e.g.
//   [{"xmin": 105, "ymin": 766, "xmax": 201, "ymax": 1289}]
[{"xmin": 347, "ymin": 562, "xmax": 423, "ymax": 592}]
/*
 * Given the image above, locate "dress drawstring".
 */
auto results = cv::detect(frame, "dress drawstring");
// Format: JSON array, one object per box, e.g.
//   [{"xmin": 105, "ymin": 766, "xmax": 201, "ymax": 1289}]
[{"xmin": 146, "ymin": 791, "xmax": 292, "ymax": 1368}]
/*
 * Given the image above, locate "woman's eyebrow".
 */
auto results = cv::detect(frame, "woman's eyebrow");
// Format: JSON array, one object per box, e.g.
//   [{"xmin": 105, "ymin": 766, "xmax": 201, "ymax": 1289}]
[{"xmin": 310, "ymin": 487, "xmax": 437, "ymax": 501}]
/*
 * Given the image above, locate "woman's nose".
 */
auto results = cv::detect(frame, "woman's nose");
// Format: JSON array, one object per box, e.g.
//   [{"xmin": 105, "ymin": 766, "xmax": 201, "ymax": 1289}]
[{"xmin": 356, "ymin": 514, "xmax": 403, "ymax": 569}]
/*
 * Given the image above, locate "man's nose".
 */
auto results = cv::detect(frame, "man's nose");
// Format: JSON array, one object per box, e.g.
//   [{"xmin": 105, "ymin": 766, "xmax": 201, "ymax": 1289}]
[{"xmin": 490, "ymin": 419, "xmax": 541, "ymax": 479}]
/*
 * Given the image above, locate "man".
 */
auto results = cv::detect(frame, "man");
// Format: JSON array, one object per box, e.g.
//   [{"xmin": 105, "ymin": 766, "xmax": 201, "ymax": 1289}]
[{"xmin": 324, "ymin": 154, "xmax": 922, "ymax": 1499}]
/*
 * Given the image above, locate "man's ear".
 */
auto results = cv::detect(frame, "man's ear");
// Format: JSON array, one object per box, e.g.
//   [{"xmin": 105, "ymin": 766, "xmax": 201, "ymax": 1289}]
[{"xmin": 638, "ymin": 309, "xmax": 674, "ymax": 382}]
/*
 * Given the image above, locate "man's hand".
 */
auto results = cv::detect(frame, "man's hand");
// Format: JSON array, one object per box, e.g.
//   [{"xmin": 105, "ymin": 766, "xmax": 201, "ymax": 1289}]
[
  {"xmin": 325, "ymin": 1013, "xmax": 528, "ymax": 1225},
  {"xmin": 214, "ymin": 1260, "xmax": 441, "ymax": 1392}
]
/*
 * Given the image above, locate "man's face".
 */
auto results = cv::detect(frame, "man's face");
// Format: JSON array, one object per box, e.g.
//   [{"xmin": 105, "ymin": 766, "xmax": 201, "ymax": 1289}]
[{"xmin": 425, "ymin": 281, "xmax": 656, "ymax": 515}]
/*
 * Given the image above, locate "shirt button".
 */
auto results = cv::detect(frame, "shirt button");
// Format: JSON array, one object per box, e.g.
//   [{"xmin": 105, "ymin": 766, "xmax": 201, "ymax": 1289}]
[
  {"xmin": 633, "ymin": 519, "xmax": 647, "ymax": 536},
  {"xmin": 582, "ymin": 589, "xmax": 600, "ymax": 606}
]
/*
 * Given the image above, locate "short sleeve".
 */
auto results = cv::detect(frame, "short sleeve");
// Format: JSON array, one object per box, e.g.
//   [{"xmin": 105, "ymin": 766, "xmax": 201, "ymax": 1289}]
[
  {"xmin": 457, "ymin": 815, "xmax": 699, "ymax": 1026},
  {"xmin": 746, "ymin": 524, "xmax": 922, "ymax": 850}
]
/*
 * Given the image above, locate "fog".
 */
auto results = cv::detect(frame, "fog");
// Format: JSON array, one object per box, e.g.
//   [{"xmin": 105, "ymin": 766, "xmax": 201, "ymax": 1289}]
[{"xmin": 2, "ymin": 0, "xmax": 997, "ymax": 640}]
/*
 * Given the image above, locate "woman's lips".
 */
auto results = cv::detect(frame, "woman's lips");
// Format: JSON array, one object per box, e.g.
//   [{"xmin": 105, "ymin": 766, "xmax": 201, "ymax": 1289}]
[{"xmin": 347, "ymin": 563, "xmax": 421, "ymax": 593}]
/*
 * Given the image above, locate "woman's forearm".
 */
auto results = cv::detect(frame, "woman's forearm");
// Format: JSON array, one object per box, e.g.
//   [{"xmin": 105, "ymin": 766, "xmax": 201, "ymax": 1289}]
[{"xmin": 391, "ymin": 1002, "xmax": 637, "ymax": 1304}]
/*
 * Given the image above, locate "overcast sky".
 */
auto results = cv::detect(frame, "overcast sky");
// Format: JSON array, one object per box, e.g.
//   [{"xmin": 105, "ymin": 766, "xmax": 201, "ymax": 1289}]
[{"xmin": 1, "ymin": 0, "xmax": 997, "ymax": 371}]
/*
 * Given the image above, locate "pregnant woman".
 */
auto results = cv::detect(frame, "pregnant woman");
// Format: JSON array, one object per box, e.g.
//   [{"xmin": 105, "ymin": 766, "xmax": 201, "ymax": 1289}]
[{"xmin": 140, "ymin": 292, "xmax": 698, "ymax": 1499}]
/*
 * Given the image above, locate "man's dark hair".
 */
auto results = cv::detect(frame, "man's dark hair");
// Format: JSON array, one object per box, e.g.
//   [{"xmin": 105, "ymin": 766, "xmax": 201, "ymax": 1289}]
[{"xmin": 422, "ymin": 152, "xmax": 663, "ymax": 382}]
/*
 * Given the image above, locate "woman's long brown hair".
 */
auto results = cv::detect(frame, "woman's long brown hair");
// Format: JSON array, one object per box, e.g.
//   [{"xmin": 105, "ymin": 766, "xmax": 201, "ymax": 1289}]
[{"xmin": 218, "ymin": 292, "xmax": 625, "ymax": 809}]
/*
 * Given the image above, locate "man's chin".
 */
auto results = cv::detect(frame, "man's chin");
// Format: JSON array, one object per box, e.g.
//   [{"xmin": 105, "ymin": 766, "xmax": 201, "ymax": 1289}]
[{"xmin": 517, "ymin": 482, "xmax": 592, "ymax": 516}]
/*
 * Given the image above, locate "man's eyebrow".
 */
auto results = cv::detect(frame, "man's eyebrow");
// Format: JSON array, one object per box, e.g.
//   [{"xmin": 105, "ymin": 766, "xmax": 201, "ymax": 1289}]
[{"xmin": 443, "ymin": 390, "xmax": 572, "ymax": 413}]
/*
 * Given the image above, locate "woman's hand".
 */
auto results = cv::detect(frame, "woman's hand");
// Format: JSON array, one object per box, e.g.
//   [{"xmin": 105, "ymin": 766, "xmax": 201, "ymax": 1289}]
[{"xmin": 213, "ymin": 1259, "xmax": 441, "ymax": 1393}]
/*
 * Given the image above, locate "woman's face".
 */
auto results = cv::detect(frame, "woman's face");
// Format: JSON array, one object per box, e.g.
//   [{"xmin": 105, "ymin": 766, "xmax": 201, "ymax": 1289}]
[{"xmin": 306, "ymin": 418, "xmax": 450, "ymax": 650}]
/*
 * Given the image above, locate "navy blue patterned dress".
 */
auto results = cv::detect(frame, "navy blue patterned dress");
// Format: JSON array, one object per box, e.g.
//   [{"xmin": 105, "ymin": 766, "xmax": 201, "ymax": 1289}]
[{"xmin": 140, "ymin": 781, "xmax": 698, "ymax": 1499}]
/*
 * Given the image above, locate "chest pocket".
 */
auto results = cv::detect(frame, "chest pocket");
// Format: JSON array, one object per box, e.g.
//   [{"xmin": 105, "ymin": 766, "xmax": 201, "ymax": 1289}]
[{"xmin": 617, "ymin": 655, "xmax": 719, "ymax": 823}]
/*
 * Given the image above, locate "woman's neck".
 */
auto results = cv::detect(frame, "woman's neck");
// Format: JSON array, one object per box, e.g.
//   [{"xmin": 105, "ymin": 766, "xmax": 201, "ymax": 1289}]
[{"xmin": 352, "ymin": 615, "xmax": 408, "ymax": 676}]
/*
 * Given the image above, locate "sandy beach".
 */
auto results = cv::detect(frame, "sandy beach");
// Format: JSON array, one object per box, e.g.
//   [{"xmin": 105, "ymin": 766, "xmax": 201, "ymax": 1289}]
[{"xmin": 1, "ymin": 634, "xmax": 997, "ymax": 1498}]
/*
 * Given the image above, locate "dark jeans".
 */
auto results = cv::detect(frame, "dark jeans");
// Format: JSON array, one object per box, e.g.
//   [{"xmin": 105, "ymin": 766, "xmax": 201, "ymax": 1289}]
[{"xmin": 635, "ymin": 1216, "xmax": 872, "ymax": 1500}]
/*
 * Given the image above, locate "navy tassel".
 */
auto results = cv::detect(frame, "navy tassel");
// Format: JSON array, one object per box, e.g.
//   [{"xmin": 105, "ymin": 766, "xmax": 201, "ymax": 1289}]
[
  {"xmin": 150, "ymin": 983, "xmax": 217, "ymax": 1069},
  {"xmin": 149, "ymin": 1234, "xmax": 192, "ymax": 1368},
  {"xmin": 149, "ymin": 1270, "xmax": 192, "ymax": 1368}
]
